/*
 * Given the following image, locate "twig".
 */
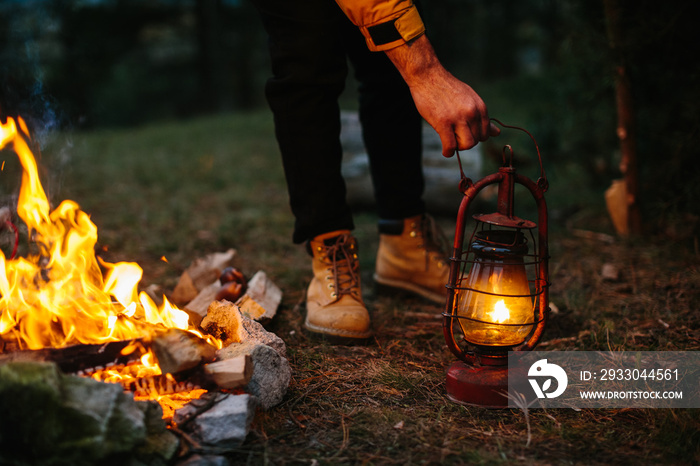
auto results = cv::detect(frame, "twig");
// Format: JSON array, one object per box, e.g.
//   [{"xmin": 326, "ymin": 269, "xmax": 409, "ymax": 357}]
[
  {"xmin": 569, "ymin": 228, "xmax": 616, "ymax": 244},
  {"xmin": 288, "ymin": 404, "xmax": 306, "ymax": 429},
  {"xmin": 168, "ymin": 424, "xmax": 202, "ymax": 452},
  {"xmin": 538, "ymin": 331, "xmax": 591, "ymax": 347},
  {"xmin": 173, "ymin": 392, "xmax": 224, "ymax": 429}
]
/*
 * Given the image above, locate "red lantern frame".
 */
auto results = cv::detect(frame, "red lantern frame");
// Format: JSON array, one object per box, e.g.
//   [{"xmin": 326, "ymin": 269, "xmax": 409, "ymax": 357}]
[{"xmin": 442, "ymin": 121, "xmax": 550, "ymax": 407}]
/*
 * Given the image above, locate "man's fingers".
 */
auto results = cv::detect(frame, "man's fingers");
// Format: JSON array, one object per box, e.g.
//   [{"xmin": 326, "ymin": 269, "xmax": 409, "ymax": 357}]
[
  {"xmin": 439, "ymin": 130, "xmax": 457, "ymax": 157},
  {"xmin": 477, "ymin": 107, "xmax": 491, "ymax": 141},
  {"xmin": 438, "ymin": 110, "xmax": 499, "ymax": 157},
  {"xmin": 456, "ymin": 123, "xmax": 478, "ymax": 151},
  {"xmin": 471, "ymin": 116, "xmax": 499, "ymax": 142}
]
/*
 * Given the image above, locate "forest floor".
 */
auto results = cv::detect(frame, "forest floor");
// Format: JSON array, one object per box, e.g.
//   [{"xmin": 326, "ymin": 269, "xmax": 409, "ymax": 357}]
[{"xmin": 5, "ymin": 111, "xmax": 699, "ymax": 465}]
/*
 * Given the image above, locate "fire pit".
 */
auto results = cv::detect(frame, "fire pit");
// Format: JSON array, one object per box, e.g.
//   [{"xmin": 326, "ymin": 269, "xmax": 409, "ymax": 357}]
[{"xmin": 0, "ymin": 116, "xmax": 290, "ymax": 464}]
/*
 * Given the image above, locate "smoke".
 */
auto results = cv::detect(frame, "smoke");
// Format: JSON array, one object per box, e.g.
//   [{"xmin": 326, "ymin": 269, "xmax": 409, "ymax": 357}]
[
  {"xmin": 25, "ymin": 46, "xmax": 60, "ymax": 148},
  {"xmin": 0, "ymin": 1, "xmax": 73, "ymax": 213},
  {"xmin": 0, "ymin": 1, "xmax": 69, "ymax": 147}
]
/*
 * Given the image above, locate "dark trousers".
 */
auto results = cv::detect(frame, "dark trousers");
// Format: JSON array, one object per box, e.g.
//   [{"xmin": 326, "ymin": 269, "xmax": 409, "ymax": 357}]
[{"xmin": 251, "ymin": 0, "xmax": 425, "ymax": 244}]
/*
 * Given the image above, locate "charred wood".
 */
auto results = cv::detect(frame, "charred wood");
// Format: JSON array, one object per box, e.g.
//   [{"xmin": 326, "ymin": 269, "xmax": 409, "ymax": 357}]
[{"xmin": 0, "ymin": 338, "xmax": 146, "ymax": 373}]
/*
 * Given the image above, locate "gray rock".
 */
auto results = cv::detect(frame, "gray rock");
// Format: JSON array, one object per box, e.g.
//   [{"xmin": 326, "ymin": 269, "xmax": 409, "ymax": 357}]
[
  {"xmin": 219, "ymin": 342, "xmax": 291, "ymax": 409},
  {"xmin": 135, "ymin": 401, "xmax": 180, "ymax": 465},
  {"xmin": 0, "ymin": 361, "xmax": 173, "ymax": 465},
  {"xmin": 176, "ymin": 393, "xmax": 256, "ymax": 449},
  {"xmin": 238, "ymin": 312, "xmax": 287, "ymax": 357}
]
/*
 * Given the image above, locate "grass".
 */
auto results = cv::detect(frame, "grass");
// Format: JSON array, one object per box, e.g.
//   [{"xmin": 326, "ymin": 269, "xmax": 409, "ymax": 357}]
[{"xmin": 3, "ymin": 109, "xmax": 700, "ymax": 465}]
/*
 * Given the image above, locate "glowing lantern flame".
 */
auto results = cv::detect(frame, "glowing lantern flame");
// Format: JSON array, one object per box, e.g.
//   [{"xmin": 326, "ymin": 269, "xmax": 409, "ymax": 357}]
[
  {"xmin": 0, "ymin": 116, "xmax": 219, "ymax": 390},
  {"xmin": 489, "ymin": 299, "xmax": 510, "ymax": 324}
]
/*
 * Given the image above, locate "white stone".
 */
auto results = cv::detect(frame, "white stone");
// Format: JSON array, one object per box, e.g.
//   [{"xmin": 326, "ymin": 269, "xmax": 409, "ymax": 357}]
[{"xmin": 177, "ymin": 393, "xmax": 256, "ymax": 449}]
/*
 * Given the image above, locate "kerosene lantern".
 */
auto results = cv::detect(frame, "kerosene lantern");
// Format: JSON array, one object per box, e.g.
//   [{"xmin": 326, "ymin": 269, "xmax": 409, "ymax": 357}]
[{"xmin": 443, "ymin": 121, "xmax": 550, "ymax": 407}]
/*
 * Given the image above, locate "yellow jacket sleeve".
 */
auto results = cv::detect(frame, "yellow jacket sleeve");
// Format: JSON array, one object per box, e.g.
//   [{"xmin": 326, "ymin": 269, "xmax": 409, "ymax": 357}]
[{"xmin": 334, "ymin": 0, "xmax": 425, "ymax": 51}]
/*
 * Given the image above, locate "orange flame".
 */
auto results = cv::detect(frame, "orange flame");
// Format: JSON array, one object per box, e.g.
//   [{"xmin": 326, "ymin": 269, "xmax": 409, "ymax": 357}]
[
  {"xmin": 0, "ymin": 116, "xmax": 219, "ymax": 371},
  {"xmin": 488, "ymin": 299, "xmax": 511, "ymax": 324}
]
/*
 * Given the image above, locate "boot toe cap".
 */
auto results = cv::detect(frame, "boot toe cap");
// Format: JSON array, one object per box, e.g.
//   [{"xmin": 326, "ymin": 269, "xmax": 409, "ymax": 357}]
[{"xmin": 305, "ymin": 300, "xmax": 372, "ymax": 340}]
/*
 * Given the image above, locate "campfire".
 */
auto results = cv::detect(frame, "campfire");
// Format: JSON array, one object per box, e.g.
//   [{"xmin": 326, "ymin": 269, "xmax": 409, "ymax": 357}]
[{"xmin": 0, "ymin": 115, "xmax": 289, "ymax": 463}]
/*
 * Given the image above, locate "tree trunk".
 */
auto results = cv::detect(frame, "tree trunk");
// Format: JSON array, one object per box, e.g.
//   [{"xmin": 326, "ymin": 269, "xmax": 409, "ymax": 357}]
[{"xmin": 603, "ymin": 0, "xmax": 642, "ymax": 236}]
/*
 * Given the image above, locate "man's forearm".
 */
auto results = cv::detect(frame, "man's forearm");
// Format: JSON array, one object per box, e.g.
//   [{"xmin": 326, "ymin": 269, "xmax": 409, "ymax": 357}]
[
  {"xmin": 383, "ymin": 34, "xmax": 497, "ymax": 154},
  {"xmin": 384, "ymin": 34, "xmax": 444, "ymax": 85}
]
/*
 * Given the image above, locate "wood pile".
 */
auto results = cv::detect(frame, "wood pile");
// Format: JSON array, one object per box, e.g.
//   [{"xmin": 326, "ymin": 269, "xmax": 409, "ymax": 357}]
[{"xmin": 0, "ymin": 250, "xmax": 289, "ymax": 465}]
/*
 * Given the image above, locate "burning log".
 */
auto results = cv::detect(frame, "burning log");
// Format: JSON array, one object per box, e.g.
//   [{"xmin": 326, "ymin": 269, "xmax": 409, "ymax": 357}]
[
  {"xmin": 0, "ymin": 115, "xmax": 289, "ymax": 458},
  {"xmin": 151, "ymin": 329, "xmax": 217, "ymax": 375},
  {"xmin": 103, "ymin": 354, "xmax": 252, "ymax": 397},
  {"xmin": 0, "ymin": 338, "xmax": 146, "ymax": 374},
  {"xmin": 121, "ymin": 373, "xmax": 201, "ymax": 397}
]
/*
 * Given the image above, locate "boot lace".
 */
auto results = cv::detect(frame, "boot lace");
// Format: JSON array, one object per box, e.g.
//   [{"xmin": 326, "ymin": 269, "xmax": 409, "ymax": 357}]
[{"xmin": 321, "ymin": 234, "xmax": 361, "ymax": 301}]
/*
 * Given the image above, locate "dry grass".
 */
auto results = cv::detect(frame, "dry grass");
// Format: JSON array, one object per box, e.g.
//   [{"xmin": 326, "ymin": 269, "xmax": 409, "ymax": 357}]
[
  {"xmin": 224, "ymin": 226, "xmax": 700, "ymax": 465},
  {"xmin": 7, "ymin": 111, "xmax": 699, "ymax": 465}
]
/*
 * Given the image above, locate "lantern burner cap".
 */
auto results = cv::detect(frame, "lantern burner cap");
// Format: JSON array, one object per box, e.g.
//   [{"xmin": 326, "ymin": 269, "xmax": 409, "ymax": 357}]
[
  {"xmin": 472, "ymin": 229, "xmax": 528, "ymax": 256},
  {"xmin": 473, "ymin": 212, "xmax": 536, "ymax": 230}
]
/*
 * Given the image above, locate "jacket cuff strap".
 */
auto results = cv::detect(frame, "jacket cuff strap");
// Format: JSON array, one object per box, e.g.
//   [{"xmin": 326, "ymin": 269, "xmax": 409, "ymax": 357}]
[{"xmin": 362, "ymin": 6, "xmax": 425, "ymax": 52}]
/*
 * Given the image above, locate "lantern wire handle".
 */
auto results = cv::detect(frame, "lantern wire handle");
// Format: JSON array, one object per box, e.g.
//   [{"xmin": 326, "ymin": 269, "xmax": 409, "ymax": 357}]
[
  {"xmin": 490, "ymin": 118, "xmax": 548, "ymax": 192},
  {"xmin": 454, "ymin": 148, "xmax": 472, "ymax": 193},
  {"xmin": 453, "ymin": 119, "xmax": 549, "ymax": 193}
]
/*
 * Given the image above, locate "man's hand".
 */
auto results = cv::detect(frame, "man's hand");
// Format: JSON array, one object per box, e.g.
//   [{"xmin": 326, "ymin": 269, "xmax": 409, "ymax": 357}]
[{"xmin": 385, "ymin": 35, "xmax": 499, "ymax": 157}]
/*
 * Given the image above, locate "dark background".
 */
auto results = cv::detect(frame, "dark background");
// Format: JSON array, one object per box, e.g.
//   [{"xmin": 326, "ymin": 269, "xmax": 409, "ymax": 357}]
[{"xmin": 1, "ymin": 0, "xmax": 698, "ymax": 235}]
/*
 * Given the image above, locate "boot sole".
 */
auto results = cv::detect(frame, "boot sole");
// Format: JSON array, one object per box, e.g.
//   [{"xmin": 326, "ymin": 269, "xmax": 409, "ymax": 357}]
[
  {"xmin": 373, "ymin": 274, "xmax": 446, "ymax": 305},
  {"xmin": 303, "ymin": 320, "xmax": 373, "ymax": 345}
]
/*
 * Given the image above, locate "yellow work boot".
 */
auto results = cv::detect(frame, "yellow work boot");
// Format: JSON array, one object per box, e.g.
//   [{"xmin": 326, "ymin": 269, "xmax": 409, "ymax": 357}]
[
  {"xmin": 374, "ymin": 214, "xmax": 449, "ymax": 304},
  {"xmin": 304, "ymin": 230, "xmax": 372, "ymax": 342}
]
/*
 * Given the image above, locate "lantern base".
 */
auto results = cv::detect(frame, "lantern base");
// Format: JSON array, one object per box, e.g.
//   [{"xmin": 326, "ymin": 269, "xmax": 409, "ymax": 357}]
[{"xmin": 445, "ymin": 360, "xmax": 510, "ymax": 407}]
